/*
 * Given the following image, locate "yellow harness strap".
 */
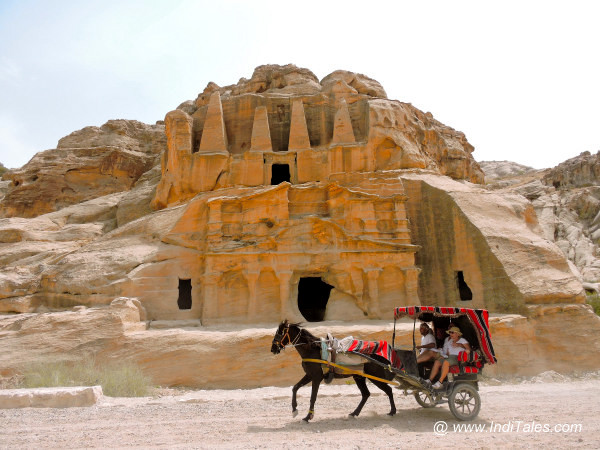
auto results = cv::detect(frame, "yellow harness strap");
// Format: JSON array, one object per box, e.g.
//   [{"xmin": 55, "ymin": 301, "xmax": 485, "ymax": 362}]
[{"xmin": 302, "ymin": 358, "xmax": 400, "ymax": 386}]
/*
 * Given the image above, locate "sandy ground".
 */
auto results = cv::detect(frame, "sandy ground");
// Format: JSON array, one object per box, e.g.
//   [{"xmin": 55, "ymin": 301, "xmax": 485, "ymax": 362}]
[{"xmin": 1, "ymin": 377, "xmax": 599, "ymax": 449}]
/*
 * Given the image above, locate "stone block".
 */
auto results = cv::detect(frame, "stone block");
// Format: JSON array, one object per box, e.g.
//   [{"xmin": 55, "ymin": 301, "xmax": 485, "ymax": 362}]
[{"xmin": 0, "ymin": 386, "xmax": 103, "ymax": 409}]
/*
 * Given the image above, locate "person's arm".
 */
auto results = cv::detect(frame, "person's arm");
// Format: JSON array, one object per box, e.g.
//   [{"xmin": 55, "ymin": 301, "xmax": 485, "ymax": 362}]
[
  {"xmin": 459, "ymin": 339, "xmax": 471, "ymax": 352},
  {"xmin": 417, "ymin": 342, "xmax": 436, "ymax": 350},
  {"xmin": 441, "ymin": 339, "xmax": 449, "ymax": 357}
]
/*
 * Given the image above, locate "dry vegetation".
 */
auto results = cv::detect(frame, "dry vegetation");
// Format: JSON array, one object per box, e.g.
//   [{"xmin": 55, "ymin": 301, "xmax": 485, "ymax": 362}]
[
  {"xmin": 1, "ymin": 357, "xmax": 152, "ymax": 397},
  {"xmin": 587, "ymin": 293, "xmax": 600, "ymax": 315}
]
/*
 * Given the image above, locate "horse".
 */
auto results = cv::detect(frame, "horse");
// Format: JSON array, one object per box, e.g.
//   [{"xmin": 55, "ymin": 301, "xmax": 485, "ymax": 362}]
[{"xmin": 271, "ymin": 320, "xmax": 397, "ymax": 422}]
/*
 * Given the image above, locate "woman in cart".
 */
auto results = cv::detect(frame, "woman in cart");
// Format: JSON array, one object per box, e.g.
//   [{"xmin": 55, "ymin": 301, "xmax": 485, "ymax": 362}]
[{"xmin": 425, "ymin": 326, "xmax": 471, "ymax": 389}]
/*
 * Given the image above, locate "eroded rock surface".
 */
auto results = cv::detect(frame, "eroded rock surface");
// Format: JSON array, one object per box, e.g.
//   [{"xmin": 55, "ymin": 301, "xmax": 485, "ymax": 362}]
[
  {"xmin": 1, "ymin": 301, "xmax": 599, "ymax": 388},
  {"xmin": 1, "ymin": 120, "xmax": 166, "ymax": 218},
  {"xmin": 542, "ymin": 150, "xmax": 600, "ymax": 189},
  {"xmin": 482, "ymin": 153, "xmax": 600, "ymax": 287}
]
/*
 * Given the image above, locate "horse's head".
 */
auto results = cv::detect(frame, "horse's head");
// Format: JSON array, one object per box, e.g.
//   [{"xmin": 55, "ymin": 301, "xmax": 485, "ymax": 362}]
[{"xmin": 271, "ymin": 319, "xmax": 296, "ymax": 354}]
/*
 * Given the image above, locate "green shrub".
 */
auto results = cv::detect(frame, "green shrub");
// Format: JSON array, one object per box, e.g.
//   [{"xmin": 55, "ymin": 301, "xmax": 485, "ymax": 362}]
[
  {"xmin": 18, "ymin": 357, "xmax": 152, "ymax": 397},
  {"xmin": 587, "ymin": 293, "xmax": 600, "ymax": 316}
]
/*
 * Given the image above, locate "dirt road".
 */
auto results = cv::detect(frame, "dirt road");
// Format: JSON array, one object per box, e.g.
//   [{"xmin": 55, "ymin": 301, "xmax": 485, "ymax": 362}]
[{"xmin": 1, "ymin": 378, "xmax": 598, "ymax": 448}]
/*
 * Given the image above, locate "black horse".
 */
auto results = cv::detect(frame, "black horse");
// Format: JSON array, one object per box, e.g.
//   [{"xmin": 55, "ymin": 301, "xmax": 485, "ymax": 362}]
[{"xmin": 271, "ymin": 320, "xmax": 397, "ymax": 422}]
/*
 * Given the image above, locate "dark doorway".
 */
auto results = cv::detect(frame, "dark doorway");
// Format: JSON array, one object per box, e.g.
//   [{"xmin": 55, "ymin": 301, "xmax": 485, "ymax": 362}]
[
  {"xmin": 271, "ymin": 164, "xmax": 291, "ymax": 185},
  {"xmin": 297, "ymin": 277, "xmax": 333, "ymax": 322},
  {"xmin": 178, "ymin": 279, "xmax": 192, "ymax": 310},
  {"xmin": 456, "ymin": 271, "xmax": 473, "ymax": 301}
]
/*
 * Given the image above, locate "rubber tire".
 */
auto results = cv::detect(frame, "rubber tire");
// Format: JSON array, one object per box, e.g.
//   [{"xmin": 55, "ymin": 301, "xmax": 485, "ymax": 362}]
[
  {"xmin": 414, "ymin": 391, "xmax": 436, "ymax": 408},
  {"xmin": 448, "ymin": 383, "xmax": 481, "ymax": 421}
]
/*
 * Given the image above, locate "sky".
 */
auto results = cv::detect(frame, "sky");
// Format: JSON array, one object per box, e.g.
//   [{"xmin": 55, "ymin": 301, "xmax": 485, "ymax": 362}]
[{"xmin": 0, "ymin": 0, "xmax": 598, "ymax": 170}]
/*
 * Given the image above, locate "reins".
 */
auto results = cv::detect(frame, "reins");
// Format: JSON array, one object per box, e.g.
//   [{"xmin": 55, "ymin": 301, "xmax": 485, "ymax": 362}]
[{"xmin": 302, "ymin": 358, "xmax": 401, "ymax": 386}]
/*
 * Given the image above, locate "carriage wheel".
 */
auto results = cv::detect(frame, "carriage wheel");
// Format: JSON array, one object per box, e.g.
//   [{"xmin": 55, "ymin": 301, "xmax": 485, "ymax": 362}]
[
  {"xmin": 414, "ymin": 391, "xmax": 436, "ymax": 408},
  {"xmin": 448, "ymin": 383, "xmax": 481, "ymax": 421}
]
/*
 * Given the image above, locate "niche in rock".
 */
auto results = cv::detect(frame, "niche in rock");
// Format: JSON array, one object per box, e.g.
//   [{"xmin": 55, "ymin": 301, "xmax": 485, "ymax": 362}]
[
  {"xmin": 456, "ymin": 271, "xmax": 473, "ymax": 301},
  {"xmin": 178, "ymin": 278, "xmax": 192, "ymax": 310},
  {"xmin": 298, "ymin": 277, "xmax": 333, "ymax": 322},
  {"xmin": 271, "ymin": 164, "xmax": 290, "ymax": 185}
]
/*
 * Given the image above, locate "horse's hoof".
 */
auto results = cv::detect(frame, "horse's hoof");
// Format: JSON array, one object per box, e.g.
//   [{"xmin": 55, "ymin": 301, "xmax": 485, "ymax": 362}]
[
  {"xmin": 349, "ymin": 413, "xmax": 358, "ymax": 419},
  {"xmin": 387, "ymin": 412, "xmax": 396, "ymax": 417},
  {"xmin": 292, "ymin": 409, "xmax": 298, "ymax": 418}
]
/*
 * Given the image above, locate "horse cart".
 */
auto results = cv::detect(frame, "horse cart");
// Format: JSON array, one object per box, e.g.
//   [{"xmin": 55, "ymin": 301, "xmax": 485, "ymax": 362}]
[{"xmin": 271, "ymin": 306, "xmax": 497, "ymax": 422}]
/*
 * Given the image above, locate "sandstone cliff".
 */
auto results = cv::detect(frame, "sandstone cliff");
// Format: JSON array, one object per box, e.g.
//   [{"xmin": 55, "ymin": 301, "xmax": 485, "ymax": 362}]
[
  {"xmin": 1, "ymin": 299, "xmax": 598, "ymax": 388},
  {"xmin": 0, "ymin": 65, "xmax": 596, "ymax": 387},
  {"xmin": 542, "ymin": 151, "xmax": 600, "ymax": 189},
  {"xmin": 0, "ymin": 120, "xmax": 166, "ymax": 218},
  {"xmin": 482, "ymin": 152, "xmax": 600, "ymax": 289}
]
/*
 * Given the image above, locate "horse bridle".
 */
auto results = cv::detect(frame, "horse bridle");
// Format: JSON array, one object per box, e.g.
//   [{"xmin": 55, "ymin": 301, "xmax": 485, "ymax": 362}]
[{"xmin": 275, "ymin": 323, "xmax": 301, "ymax": 350}]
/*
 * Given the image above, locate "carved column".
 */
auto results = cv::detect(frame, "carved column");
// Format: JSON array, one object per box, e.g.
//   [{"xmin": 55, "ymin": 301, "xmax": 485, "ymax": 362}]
[
  {"xmin": 278, "ymin": 271, "xmax": 293, "ymax": 318},
  {"xmin": 404, "ymin": 267, "xmax": 421, "ymax": 305},
  {"xmin": 202, "ymin": 273, "xmax": 220, "ymax": 323},
  {"xmin": 365, "ymin": 268, "xmax": 382, "ymax": 318},
  {"xmin": 245, "ymin": 271, "xmax": 260, "ymax": 319}
]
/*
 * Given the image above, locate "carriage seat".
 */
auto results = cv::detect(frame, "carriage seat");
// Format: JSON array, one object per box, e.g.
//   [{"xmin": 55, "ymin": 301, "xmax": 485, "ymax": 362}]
[{"xmin": 449, "ymin": 351, "xmax": 483, "ymax": 375}]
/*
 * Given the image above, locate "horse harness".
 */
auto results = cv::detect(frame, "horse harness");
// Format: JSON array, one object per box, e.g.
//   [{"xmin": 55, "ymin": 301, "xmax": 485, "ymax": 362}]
[
  {"xmin": 274, "ymin": 323, "xmax": 301, "ymax": 351},
  {"xmin": 276, "ymin": 324, "xmax": 400, "ymax": 387}
]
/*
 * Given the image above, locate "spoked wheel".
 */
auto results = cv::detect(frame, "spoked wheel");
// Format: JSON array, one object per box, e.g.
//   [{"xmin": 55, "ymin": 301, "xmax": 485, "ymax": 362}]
[
  {"xmin": 414, "ymin": 391, "xmax": 436, "ymax": 408},
  {"xmin": 448, "ymin": 383, "xmax": 481, "ymax": 421}
]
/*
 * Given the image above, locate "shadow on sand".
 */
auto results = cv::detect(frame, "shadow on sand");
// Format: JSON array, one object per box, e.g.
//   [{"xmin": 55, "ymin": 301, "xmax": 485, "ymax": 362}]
[{"xmin": 247, "ymin": 406, "xmax": 491, "ymax": 434}]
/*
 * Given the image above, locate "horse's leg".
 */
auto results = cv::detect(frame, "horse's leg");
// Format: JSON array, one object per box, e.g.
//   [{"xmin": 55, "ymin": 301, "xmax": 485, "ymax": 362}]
[
  {"xmin": 371, "ymin": 379, "xmax": 397, "ymax": 416},
  {"xmin": 349, "ymin": 375, "xmax": 370, "ymax": 417},
  {"xmin": 302, "ymin": 376, "xmax": 322, "ymax": 422},
  {"xmin": 291, "ymin": 374, "xmax": 311, "ymax": 417}
]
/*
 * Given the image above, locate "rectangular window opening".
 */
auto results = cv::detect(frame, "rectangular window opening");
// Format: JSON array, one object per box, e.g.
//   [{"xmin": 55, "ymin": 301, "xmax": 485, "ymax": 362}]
[{"xmin": 178, "ymin": 278, "xmax": 192, "ymax": 310}]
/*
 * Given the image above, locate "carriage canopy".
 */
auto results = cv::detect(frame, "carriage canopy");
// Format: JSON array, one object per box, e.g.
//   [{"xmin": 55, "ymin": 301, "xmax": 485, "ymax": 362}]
[{"xmin": 394, "ymin": 306, "xmax": 497, "ymax": 365}]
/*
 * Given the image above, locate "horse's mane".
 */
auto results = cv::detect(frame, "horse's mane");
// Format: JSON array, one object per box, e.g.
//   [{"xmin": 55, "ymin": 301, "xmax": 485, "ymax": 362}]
[{"xmin": 289, "ymin": 322, "xmax": 320, "ymax": 346}]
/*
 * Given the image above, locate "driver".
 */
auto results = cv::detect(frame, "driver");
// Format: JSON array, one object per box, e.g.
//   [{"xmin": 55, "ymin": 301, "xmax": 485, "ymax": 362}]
[
  {"xmin": 416, "ymin": 323, "xmax": 439, "ymax": 364},
  {"xmin": 426, "ymin": 326, "xmax": 471, "ymax": 389}
]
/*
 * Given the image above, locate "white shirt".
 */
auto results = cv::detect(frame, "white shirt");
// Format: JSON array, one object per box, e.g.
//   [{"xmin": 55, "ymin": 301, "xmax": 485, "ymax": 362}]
[
  {"xmin": 419, "ymin": 333, "xmax": 438, "ymax": 354},
  {"xmin": 443, "ymin": 337, "xmax": 469, "ymax": 356}
]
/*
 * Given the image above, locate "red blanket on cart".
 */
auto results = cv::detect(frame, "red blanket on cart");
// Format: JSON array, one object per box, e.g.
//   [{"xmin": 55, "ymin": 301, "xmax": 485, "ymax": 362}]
[{"xmin": 346, "ymin": 339, "xmax": 401, "ymax": 370}]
